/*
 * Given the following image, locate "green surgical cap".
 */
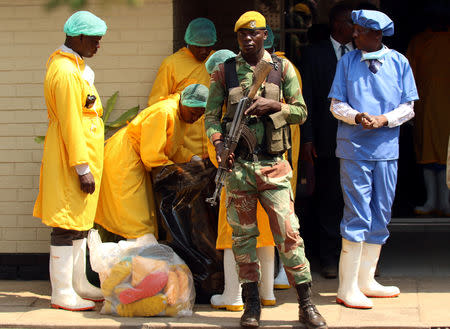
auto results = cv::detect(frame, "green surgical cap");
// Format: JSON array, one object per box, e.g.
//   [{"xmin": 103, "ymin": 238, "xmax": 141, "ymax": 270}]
[
  {"xmin": 184, "ymin": 18, "xmax": 217, "ymax": 47},
  {"xmin": 264, "ymin": 25, "xmax": 274, "ymax": 49},
  {"xmin": 64, "ymin": 11, "xmax": 107, "ymax": 37},
  {"xmin": 180, "ymin": 84, "xmax": 209, "ymax": 108},
  {"xmin": 205, "ymin": 49, "xmax": 236, "ymax": 74}
]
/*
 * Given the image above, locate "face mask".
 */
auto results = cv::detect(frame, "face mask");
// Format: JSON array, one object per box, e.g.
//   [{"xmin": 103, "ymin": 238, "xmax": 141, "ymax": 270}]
[{"xmin": 361, "ymin": 46, "xmax": 390, "ymax": 60}]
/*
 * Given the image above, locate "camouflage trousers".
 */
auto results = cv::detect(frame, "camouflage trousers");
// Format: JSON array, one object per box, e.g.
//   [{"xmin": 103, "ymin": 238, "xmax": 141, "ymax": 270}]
[{"xmin": 225, "ymin": 157, "xmax": 312, "ymax": 285}]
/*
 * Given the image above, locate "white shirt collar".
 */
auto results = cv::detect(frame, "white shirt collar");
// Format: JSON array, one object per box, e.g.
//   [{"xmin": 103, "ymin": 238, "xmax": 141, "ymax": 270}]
[{"xmin": 330, "ymin": 35, "xmax": 354, "ymax": 60}]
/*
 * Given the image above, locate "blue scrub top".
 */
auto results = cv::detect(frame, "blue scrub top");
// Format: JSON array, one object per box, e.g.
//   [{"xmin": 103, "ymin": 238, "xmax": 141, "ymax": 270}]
[{"xmin": 328, "ymin": 49, "xmax": 419, "ymax": 161}]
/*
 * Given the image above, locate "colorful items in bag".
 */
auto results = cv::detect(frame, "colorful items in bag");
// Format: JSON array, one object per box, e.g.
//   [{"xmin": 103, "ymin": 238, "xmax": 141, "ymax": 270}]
[
  {"xmin": 117, "ymin": 294, "xmax": 168, "ymax": 317},
  {"xmin": 100, "ymin": 256, "xmax": 194, "ymax": 317},
  {"xmin": 94, "ymin": 234, "xmax": 196, "ymax": 318},
  {"xmin": 163, "ymin": 269, "xmax": 179, "ymax": 305},
  {"xmin": 176, "ymin": 264, "xmax": 190, "ymax": 303},
  {"xmin": 119, "ymin": 271, "xmax": 169, "ymax": 304},
  {"xmin": 101, "ymin": 259, "xmax": 132, "ymax": 297},
  {"xmin": 131, "ymin": 256, "xmax": 168, "ymax": 286}
]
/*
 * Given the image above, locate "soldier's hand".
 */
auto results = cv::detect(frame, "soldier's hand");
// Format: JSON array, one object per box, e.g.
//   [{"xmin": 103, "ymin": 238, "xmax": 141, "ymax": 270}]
[
  {"xmin": 245, "ymin": 96, "xmax": 281, "ymax": 116},
  {"xmin": 215, "ymin": 141, "xmax": 234, "ymax": 172},
  {"xmin": 78, "ymin": 172, "xmax": 95, "ymax": 194}
]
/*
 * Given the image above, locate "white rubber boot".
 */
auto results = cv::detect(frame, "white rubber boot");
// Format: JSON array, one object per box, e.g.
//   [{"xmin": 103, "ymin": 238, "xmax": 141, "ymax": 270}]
[
  {"xmin": 256, "ymin": 246, "xmax": 276, "ymax": 306},
  {"xmin": 358, "ymin": 242, "xmax": 400, "ymax": 298},
  {"xmin": 50, "ymin": 245, "xmax": 95, "ymax": 311},
  {"xmin": 336, "ymin": 239, "xmax": 373, "ymax": 309},
  {"xmin": 274, "ymin": 249, "xmax": 290, "ymax": 290},
  {"xmin": 72, "ymin": 239, "xmax": 104, "ymax": 302},
  {"xmin": 274, "ymin": 265, "xmax": 290, "ymax": 289},
  {"xmin": 210, "ymin": 248, "xmax": 243, "ymax": 311},
  {"xmin": 437, "ymin": 169, "xmax": 450, "ymax": 216},
  {"xmin": 415, "ymin": 168, "xmax": 437, "ymax": 215}
]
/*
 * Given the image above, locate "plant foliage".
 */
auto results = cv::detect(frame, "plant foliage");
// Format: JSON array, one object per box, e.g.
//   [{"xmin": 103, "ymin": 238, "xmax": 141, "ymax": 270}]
[{"xmin": 45, "ymin": 0, "xmax": 144, "ymax": 10}]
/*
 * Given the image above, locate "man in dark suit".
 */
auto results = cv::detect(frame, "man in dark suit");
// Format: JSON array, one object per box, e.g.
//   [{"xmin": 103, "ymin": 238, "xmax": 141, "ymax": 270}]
[{"xmin": 299, "ymin": 2, "xmax": 354, "ymax": 278}]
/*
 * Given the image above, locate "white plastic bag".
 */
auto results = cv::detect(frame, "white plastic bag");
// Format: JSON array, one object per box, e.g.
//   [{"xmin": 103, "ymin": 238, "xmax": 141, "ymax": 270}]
[{"xmin": 87, "ymin": 229, "xmax": 195, "ymax": 317}]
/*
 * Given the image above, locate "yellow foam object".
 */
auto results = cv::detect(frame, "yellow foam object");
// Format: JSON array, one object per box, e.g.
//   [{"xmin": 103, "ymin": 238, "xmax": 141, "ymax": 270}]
[
  {"xmin": 131, "ymin": 256, "xmax": 168, "ymax": 287},
  {"xmin": 116, "ymin": 293, "xmax": 167, "ymax": 317},
  {"xmin": 164, "ymin": 270, "xmax": 179, "ymax": 305},
  {"xmin": 102, "ymin": 300, "xmax": 113, "ymax": 314},
  {"xmin": 175, "ymin": 266, "xmax": 190, "ymax": 303},
  {"xmin": 113, "ymin": 286, "xmax": 127, "ymax": 296},
  {"xmin": 165, "ymin": 302, "xmax": 189, "ymax": 316},
  {"xmin": 101, "ymin": 260, "xmax": 132, "ymax": 297}
]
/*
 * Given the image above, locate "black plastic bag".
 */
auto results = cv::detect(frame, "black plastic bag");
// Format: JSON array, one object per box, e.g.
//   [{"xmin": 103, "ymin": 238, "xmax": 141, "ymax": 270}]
[{"xmin": 153, "ymin": 159, "xmax": 224, "ymax": 303}]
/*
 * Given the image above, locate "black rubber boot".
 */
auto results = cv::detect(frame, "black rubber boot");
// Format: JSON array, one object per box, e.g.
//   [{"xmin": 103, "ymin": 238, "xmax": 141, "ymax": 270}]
[
  {"xmin": 240, "ymin": 282, "xmax": 261, "ymax": 328},
  {"xmin": 296, "ymin": 283, "xmax": 328, "ymax": 329}
]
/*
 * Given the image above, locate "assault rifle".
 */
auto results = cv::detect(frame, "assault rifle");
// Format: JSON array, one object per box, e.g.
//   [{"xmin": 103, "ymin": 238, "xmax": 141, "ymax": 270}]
[{"xmin": 206, "ymin": 60, "xmax": 273, "ymax": 206}]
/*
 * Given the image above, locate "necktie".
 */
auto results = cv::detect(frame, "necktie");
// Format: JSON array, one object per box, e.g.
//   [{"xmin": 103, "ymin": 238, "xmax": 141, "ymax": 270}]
[
  {"xmin": 368, "ymin": 59, "xmax": 378, "ymax": 73},
  {"xmin": 340, "ymin": 44, "xmax": 347, "ymax": 58}
]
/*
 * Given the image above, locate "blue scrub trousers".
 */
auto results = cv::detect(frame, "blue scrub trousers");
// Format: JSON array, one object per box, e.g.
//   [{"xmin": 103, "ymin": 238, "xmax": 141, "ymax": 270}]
[{"xmin": 339, "ymin": 159, "xmax": 398, "ymax": 244}]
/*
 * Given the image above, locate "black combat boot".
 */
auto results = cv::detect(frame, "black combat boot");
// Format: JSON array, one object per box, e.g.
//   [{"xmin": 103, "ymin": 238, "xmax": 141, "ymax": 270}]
[
  {"xmin": 296, "ymin": 282, "xmax": 328, "ymax": 329},
  {"xmin": 240, "ymin": 282, "xmax": 261, "ymax": 328}
]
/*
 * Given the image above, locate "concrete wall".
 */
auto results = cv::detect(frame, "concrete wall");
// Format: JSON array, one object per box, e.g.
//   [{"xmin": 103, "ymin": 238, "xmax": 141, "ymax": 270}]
[{"xmin": 0, "ymin": 0, "xmax": 173, "ymax": 253}]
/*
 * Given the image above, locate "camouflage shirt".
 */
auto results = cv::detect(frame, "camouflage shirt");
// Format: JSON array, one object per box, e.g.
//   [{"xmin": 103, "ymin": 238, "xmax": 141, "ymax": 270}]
[{"xmin": 204, "ymin": 50, "xmax": 307, "ymax": 143}]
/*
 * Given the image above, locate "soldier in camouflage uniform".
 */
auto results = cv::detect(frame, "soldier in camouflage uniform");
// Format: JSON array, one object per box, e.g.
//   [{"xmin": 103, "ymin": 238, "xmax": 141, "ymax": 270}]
[{"xmin": 205, "ymin": 11, "xmax": 327, "ymax": 329}]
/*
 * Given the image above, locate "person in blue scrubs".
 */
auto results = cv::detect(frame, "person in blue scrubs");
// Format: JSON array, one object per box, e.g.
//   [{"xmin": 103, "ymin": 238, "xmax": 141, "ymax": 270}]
[{"xmin": 328, "ymin": 10, "xmax": 419, "ymax": 309}]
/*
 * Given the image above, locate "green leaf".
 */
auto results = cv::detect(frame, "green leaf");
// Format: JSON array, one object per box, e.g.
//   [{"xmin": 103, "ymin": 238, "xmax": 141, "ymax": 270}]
[
  {"xmin": 34, "ymin": 136, "xmax": 45, "ymax": 144},
  {"xmin": 69, "ymin": 0, "xmax": 86, "ymax": 9},
  {"xmin": 45, "ymin": 0, "xmax": 62, "ymax": 10},
  {"xmin": 103, "ymin": 91, "xmax": 119, "ymax": 123},
  {"xmin": 127, "ymin": 0, "xmax": 144, "ymax": 5},
  {"xmin": 105, "ymin": 106, "xmax": 139, "ymax": 128},
  {"xmin": 104, "ymin": 126, "xmax": 113, "ymax": 135}
]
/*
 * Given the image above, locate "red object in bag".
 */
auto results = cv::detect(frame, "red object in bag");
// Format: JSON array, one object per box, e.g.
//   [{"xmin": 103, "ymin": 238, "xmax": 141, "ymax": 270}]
[{"xmin": 119, "ymin": 271, "xmax": 169, "ymax": 304}]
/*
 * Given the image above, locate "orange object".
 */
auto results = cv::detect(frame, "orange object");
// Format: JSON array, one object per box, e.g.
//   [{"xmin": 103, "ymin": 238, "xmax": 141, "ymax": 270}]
[
  {"xmin": 164, "ymin": 270, "xmax": 179, "ymax": 305},
  {"xmin": 101, "ymin": 260, "xmax": 132, "ymax": 297},
  {"xmin": 175, "ymin": 266, "xmax": 190, "ymax": 303},
  {"xmin": 131, "ymin": 256, "xmax": 168, "ymax": 286},
  {"xmin": 119, "ymin": 271, "xmax": 168, "ymax": 304}
]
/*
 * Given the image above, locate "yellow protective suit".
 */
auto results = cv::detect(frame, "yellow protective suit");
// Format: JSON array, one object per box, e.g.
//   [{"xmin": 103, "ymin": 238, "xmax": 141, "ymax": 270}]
[
  {"xmin": 95, "ymin": 94, "xmax": 194, "ymax": 239},
  {"xmin": 275, "ymin": 51, "xmax": 302, "ymax": 192},
  {"xmin": 274, "ymin": 51, "xmax": 302, "ymax": 89},
  {"xmin": 148, "ymin": 47, "xmax": 213, "ymax": 158},
  {"xmin": 407, "ymin": 29, "xmax": 450, "ymax": 165},
  {"xmin": 33, "ymin": 49, "xmax": 104, "ymax": 231},
  {"xmin": 210, "ymin": 54, "xmax": 303, "ymax": 249}
]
